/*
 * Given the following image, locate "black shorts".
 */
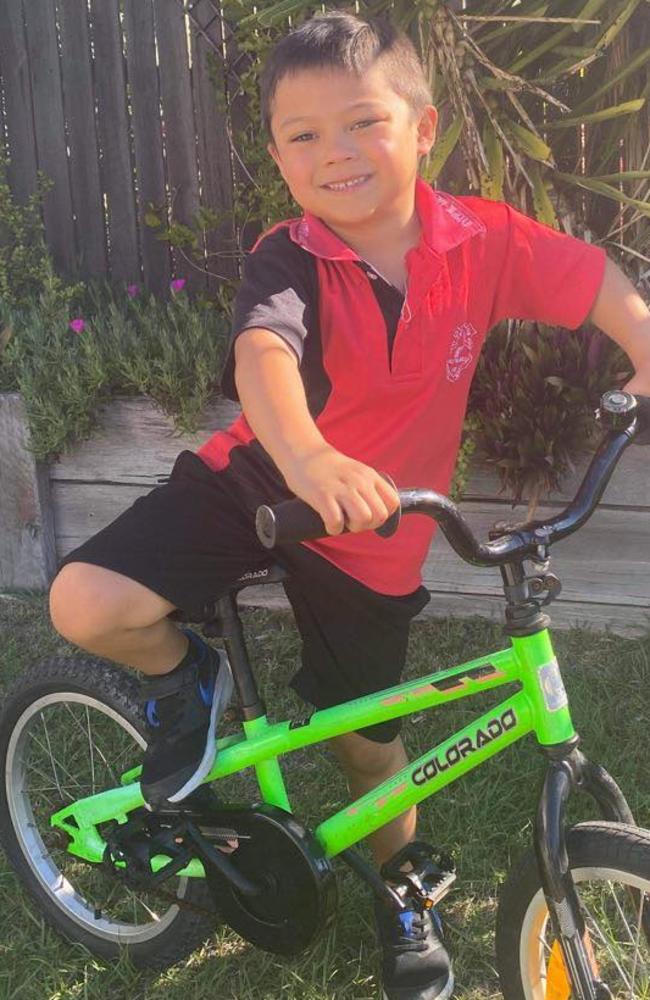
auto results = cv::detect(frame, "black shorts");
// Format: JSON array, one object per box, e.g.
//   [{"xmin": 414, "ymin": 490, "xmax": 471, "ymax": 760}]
[{"xmin": 58, "ymin": 451, "xmax": 429, "ymax": 742}]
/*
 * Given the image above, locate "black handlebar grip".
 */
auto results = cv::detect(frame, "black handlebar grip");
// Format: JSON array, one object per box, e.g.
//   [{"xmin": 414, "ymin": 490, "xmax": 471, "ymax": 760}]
[
  {"xmin": 256, "ymin": 499, "xmax": 328, "ymax": 549},
  {"xmin": 255, "ymin": 483, "xmax": 402, "ymax": 549}
]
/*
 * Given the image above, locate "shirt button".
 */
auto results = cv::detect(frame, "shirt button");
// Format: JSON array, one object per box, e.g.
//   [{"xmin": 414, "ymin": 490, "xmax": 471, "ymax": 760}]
[{"xmin": 368, "ymin": 272, "xmax": 378, "ymax": 280}]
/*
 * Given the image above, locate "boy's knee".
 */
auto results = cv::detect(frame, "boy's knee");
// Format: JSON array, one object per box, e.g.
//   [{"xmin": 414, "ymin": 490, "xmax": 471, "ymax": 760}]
[
  {"xmin": 49, "ymin": 562, "xmax": 122, "ymax": 646},
  {"xmin": 331, "ymin": 731, "xmax": 405, "ymax": 780}
]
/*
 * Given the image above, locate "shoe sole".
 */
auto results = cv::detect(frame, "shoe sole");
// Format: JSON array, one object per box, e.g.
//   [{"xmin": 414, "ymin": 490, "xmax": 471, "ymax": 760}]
[
  {"xmin": 166, "ymin": 653, "xmax": 235, "ymax": 804},
  {"xmin": 382, "ymin": 970, "xmax": 454, "ymax": 1000}
]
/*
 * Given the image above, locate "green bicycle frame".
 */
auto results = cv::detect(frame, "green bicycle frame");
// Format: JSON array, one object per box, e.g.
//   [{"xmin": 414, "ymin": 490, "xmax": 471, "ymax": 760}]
[{"xmin": 51, "ymin": 627, "xmax": 575, "ymax": 876}]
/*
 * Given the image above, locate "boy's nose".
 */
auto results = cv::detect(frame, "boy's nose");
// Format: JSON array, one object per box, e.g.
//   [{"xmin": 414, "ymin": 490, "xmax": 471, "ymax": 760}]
[{"xmin": 323, "ymin": 136, "xmax": 358, "ymax": 164}]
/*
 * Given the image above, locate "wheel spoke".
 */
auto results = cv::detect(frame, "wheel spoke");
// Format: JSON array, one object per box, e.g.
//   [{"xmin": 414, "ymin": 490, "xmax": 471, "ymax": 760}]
[
  {"xmin": 39, "ymin": 713, "xmax": 65, "ymax": 798},
  {"xmin": 85, "ymin": 705, "xmax": 96, "ymax": 793},
  {"xmin": 64, "ymin": 703, "xmax": 120, "ymax": 786},
  {"xmin": 630, "ymin": 893, "xmax": 647, "ymax": 996},
  {"xmin": 608, "ymin": 880, "xmax": 638, "ymax": 947},
  {"xmin": 582, "ymin": 897, "xmax": 633, "ymax": 988},
  {"xmin": 30, "ymin": 726, "xmax": 86, "ymax": 793}
]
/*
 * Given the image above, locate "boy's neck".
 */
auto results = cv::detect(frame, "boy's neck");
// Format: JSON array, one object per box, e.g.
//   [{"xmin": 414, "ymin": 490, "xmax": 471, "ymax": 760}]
[{"xmin": 322, "ymin": 201, "xmax": 422, "ymax": 268}]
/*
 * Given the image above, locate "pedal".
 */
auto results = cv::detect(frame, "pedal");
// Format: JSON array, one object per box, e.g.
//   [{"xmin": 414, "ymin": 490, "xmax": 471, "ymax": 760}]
[
  {"xmin": 422, "ymin": 868, "xmax": 457, "ymax": 908},
  {"xmin": 196, "ymin": 824, "xmax": 250, "ymax": 846},
  {"xmin": 380, "ymin": 840, "xmax": 456, "ymax": 911}
]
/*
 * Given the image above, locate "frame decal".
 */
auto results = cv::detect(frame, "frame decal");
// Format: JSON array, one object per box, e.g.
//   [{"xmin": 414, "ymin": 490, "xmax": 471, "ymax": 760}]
[{"xmin": 412, "ymin": 708, "xmax": 518, "ymax": 785}]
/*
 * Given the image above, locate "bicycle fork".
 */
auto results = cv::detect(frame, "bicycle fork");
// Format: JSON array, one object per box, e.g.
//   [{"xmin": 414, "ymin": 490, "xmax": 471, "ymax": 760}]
[{"xmin": 535, "ymin": 744, "xmax": 637, "ymax": 1000}]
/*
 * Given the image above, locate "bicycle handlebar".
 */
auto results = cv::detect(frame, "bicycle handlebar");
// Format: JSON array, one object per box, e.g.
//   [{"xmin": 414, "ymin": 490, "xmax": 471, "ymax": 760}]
[{"xmin": 255, "ymin": 392, "xmax": 650, "ymax": 567}]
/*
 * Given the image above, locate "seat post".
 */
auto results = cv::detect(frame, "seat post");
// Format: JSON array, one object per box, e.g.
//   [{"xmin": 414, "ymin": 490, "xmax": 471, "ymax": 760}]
[{"xmin": 215, "ymin": 593, "xmax": 265, "ymax": 720}]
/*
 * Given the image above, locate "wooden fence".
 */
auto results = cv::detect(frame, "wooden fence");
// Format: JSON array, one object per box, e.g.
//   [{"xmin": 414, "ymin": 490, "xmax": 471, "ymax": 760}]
[
  {"xmin": 2, "ymin": 392, "xmax": 648, "ymax": 636},
  {"xmin": 2, "ymin": 2, "xmax": 648, "ymax": 297},
  {"xmin": 0, "ymin": 0, "xmax": 239, "ymax": 296}
]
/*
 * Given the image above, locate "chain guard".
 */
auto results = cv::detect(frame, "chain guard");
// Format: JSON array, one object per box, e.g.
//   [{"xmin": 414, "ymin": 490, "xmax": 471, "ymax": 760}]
[{"xmin": 204, "ymin": 804, "xmax": 338, "ymax": 956}]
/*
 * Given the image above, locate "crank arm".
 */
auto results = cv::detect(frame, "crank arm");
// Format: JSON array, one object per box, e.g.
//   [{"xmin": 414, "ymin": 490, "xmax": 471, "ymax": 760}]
[{"xmin": 184, "ymin": 820, "xmax": 262, "ymax": 897}]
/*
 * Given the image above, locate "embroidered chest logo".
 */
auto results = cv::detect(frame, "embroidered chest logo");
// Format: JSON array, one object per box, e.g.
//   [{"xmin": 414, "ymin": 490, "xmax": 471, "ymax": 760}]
[{"xmin": 446, "ymin": 322, "xmax": 477, "ymax": 383}]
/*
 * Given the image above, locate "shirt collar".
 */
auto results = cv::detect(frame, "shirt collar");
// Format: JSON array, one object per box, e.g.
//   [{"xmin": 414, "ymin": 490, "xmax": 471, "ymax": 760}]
[{"xmin": 287, "ymin": 177, "xmax": 485, "ymax": 261}]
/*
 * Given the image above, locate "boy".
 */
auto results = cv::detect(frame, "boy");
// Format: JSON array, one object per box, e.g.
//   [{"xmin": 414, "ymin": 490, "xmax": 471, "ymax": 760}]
[{"xmin": 49, "ymin": 11, "xmax": 650, "ymax": 999}]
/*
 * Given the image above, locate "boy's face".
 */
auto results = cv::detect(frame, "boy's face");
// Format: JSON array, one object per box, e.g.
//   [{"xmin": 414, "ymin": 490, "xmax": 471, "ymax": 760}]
[{"xmin": 267, "ymin": 62, "xmax": 437, "ymax": 231}]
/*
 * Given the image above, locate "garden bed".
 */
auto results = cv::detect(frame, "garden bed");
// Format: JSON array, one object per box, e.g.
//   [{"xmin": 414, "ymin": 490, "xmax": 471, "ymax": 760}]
[{"xmin": 2, "ymin": 392, "xmax": 649, "ymax": 635}]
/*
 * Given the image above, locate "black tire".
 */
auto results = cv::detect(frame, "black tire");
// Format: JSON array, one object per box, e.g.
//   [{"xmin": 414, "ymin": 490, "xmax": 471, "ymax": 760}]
[
  {"xmin": 496, "ymin": 821, "xmax": 650, "ymax": 999},
  {"xmin": 0, "ymin": 656, "xmax": 216, "ymax": 969}
]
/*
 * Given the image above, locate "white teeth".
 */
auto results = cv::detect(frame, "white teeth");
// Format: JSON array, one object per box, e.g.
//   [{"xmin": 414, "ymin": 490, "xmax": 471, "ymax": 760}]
[{"xmin": 325, "ymin": 175, "xmax": 369, "ymax": 191}]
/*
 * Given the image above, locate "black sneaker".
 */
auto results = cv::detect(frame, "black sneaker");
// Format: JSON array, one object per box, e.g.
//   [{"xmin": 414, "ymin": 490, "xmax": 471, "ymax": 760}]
[
  {"xmin": 374, "ymin": 899, "xmax": 454, "ymax": 1000},
  {"xmin": 140, "ymin": 630, "xmax": 234, "ymax": 810}
]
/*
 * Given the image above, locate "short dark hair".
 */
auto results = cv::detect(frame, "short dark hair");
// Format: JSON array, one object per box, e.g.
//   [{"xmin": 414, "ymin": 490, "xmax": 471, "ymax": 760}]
[{"xmin": 260, "ymin": 10, "xmax": 432, "ymax": 139}]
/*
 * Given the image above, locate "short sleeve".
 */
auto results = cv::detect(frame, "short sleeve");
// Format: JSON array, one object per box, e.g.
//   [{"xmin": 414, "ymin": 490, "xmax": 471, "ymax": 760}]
[
  {"xmin": 486, "ymin": 202, "xmax": 606, "ymax": 330},
  {"xmin": 221, "ymin": 228, "xmax": 317, "ymax": 401}
]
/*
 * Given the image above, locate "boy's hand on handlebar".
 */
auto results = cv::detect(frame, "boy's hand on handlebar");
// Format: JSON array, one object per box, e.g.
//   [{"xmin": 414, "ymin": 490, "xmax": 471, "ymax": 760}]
[{"xmin": 283, "ymin": 446, "xmax": 399, "ymax": 536}]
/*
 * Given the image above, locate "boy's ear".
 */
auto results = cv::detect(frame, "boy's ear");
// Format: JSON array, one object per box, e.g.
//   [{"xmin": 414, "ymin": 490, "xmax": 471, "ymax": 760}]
[
  {"xmin": 416, "ymin": 105, "xmax": 438, "ymax": 157},
  {"xmin": 267, "ymin": 140, "xmax": 290, "ymax": 184}
]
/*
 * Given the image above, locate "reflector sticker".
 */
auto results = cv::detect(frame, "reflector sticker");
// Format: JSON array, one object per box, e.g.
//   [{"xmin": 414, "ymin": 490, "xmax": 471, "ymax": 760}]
[
  {"xmin": 538, "ymin": 659, "xmax": 568, "ymax": 712},
  {"xmin": 545, "ymin": 932, "xmax": 599, "ymax": 998},
  {"xmin": 546, "ymin": 942, "xmax": 571, "ymax": 1000}
]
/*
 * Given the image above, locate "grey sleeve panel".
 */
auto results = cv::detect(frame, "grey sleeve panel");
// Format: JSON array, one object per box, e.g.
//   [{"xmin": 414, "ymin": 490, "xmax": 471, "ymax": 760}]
[{"xmin": 221, "ymin": 230, "xmax": 317, "ymax": 401}]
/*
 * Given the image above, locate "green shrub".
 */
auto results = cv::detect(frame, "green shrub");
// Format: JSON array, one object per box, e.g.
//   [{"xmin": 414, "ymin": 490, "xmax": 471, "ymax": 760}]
[
  {"xmin": 0, "ymin": 154, "xmax": 81, "ymax": 315},
  {"xmin": 1, "ymin": 282, "xmax": 229, "ymax": 461},
  {"xmin": 469, "ymin": 322, "xmax": 632, "ymax": 510}
]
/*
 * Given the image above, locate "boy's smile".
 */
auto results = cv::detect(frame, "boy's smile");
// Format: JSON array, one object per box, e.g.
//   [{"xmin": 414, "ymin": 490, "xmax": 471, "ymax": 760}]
[{"xmin": 267, "ymin": 63, "xmax": 437, "ymax": 250}]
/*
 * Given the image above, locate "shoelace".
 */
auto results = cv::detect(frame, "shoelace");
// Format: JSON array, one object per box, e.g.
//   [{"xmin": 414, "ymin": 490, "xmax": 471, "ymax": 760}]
[{"xmin": 383, "ymin": 910, "xmax": 429, "ymax": 955}]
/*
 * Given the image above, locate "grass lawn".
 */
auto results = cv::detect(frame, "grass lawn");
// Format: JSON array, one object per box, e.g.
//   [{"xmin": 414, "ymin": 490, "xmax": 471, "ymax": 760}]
[{"xmin": 1, "ymin": 592, "xmax": 649, "ymax": 1000}]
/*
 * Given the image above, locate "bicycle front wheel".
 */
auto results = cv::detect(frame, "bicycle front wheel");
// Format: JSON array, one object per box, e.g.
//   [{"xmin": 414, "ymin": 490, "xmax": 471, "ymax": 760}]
[
  {"xmin": 0, "ymin": 656, "xmax": 216, "ymax": 969},
  {"xmin": 496, "ymin": 821, "xmax": 650, "ymax": 999}
]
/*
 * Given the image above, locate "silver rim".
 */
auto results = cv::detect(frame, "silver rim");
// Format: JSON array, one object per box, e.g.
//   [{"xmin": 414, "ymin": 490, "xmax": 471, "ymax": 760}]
[
  {"xmin": 6, "ymin": 690, "xmax": 190, "ymax": 945},
  {"xmin": 520, "ymin": 865, "xmax": 650, "ymax": 999}
]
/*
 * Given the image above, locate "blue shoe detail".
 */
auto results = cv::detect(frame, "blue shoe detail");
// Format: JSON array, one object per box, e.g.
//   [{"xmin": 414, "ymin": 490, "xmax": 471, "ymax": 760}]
[
  {"xmin": 181, "ymin": 627, "xmax": 209, "ymax": 664},
  {"xmin": 145, "ymin": 700, "xmax": 160, "ymax": 727},
  {"xmin": 198, "ymin": 673, "xmax": 215, "ymax": 706},
  {"xmin": 398, "ymin": 910, "xmax": 416, "ymax": 935},
  {"xmin": 180, "ymin": 628, "xmax": 216, "ymax": 706}
]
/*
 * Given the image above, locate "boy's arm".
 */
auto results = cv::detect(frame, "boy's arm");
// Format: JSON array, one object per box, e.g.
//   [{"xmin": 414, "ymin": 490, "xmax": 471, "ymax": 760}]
[
  {"xmin": 589, "ymin": 257, "xmax": 650, "ymax": 395},
  {"xmin": 234, "ymin": 327, "xmax": 399, "ymax": 535}
]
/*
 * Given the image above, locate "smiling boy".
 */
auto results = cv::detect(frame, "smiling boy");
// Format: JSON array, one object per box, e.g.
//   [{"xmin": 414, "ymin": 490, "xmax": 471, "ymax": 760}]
[{"xmin": 49, "ymin": 11, "xmax": 650, "ymax": 1000}]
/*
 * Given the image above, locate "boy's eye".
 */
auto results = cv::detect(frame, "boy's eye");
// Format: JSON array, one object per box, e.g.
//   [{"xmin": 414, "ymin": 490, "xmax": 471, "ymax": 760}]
[{"xmin": 289, "ymin": 120, "xmax": 379, "ymax": 143}]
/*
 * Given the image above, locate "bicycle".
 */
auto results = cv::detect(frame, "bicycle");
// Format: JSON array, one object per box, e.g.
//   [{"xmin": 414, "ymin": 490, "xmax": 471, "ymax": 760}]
[{"xmin": 1, "ymin": 389, "xmax": 649, "ymax": 999}]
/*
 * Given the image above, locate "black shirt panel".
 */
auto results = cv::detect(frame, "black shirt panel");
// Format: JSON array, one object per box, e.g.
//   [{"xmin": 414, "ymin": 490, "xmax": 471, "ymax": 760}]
[
  {"xmin": 221, "ymin": 228, "xmax": 319, "ymax": 401},
  {"xmin": 354, "ymin": 262, "xmax": 404, "ymax": 367},
  {"xmin": 299, "ymin": 299, "xmax": 332, "ymax": 421}
]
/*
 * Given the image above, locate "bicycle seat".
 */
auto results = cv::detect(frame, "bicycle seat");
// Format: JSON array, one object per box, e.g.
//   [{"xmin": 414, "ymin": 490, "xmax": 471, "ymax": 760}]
[
  {"xmin": 169, "ymin": 564, "xmax": 288, "ymax": 627},
  {"xmin": 231, "ymin": 563, "xmax": 289, "ymax": 592}
]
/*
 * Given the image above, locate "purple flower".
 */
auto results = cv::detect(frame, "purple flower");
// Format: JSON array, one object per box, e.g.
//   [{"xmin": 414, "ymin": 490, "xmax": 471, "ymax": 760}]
[
  {"xmin": 170, "ymin": 277, "xmax": 186, "ymax": 294},
  {"xmin": 127, "ymin": 284, "xmax": 140, "ymax": 298},
  {"xmin": 69, "ymin": 318, "xmax": 86, "ymax": 335}
]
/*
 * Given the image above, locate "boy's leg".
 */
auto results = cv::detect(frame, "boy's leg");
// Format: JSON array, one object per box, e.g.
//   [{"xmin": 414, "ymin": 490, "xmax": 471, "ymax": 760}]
[
  {"xmin": 279, "ymin": 542, "xmax": 427, "ymax": 860},
  {"xmin": 328, "ymin": 730, "xmax": 416, "ymax": 867},
  {"xmin": 280, "ymin": 546, "xmax": 452, "ymax": 1000},
  {"xmin": 50, "ymin": 563, "xmax": 187, "ymax": 674},
  {"xmin": 49, "ymin": 450, "xmax": 275, "ymax": 807}
]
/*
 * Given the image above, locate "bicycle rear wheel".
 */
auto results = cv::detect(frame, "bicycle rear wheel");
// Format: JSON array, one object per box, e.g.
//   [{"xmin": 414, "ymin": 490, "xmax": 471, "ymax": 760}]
[
  {"xmin": 0, "ymin": 656, "xmax": 216, "ymax": 969},
  {"xmin": 496, "ymin": 821, "xmax": 650, "ymax": 999}
]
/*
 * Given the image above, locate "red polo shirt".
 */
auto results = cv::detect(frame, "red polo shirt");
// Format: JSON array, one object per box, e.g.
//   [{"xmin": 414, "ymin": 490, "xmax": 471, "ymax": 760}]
[{"xmin": 198, "ymin": 178, "xmax": 606, "ymax": 595}]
